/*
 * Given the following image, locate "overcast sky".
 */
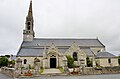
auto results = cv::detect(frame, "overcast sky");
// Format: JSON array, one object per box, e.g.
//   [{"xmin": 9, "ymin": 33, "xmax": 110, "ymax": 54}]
[{"xmin": 0, "ymin": 0, "xmax": 120, "ymax": 55}]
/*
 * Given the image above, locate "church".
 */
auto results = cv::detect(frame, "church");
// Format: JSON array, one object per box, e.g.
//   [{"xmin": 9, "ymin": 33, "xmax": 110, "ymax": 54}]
[{"xmin": 16, "ymin": 0, "xmax": 119, "ymax": 69}]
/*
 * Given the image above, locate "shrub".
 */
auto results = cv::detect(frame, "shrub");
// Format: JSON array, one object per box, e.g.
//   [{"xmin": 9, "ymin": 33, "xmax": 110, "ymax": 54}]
[
  {"xmin": 40, "ymin": 67, "xmax": 44, "ymax": 74},
  {"xmin": 0, "ymin": 56, "xmax": 8, "ymax": 67},
  {"xmin": 86, "ymin": 57, "xmax": 93, "ymax": 67},
  {"xmin": 66, "ymin": 55, "xmax": 74, "ymax": 68}
]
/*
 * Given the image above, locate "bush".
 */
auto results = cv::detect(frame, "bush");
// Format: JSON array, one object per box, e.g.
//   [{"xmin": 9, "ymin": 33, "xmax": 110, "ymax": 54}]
[
  {"xmin": 0, "ymin": 56, "xmax": 8, "ymax": 67},
  {"xmin": 40, "ymin": 67, "xmax": 44, "ymax": 74},
  {"xmin": 66, "ymin": 55, "xmax": 74, "ymax": 68},
  {"xmin": 86, "ymin": 57, "xmax": 93, "ymax": 67},
  {"xmin": 29, "ymin": 64, "xmax": 32, "ymax": 69}
]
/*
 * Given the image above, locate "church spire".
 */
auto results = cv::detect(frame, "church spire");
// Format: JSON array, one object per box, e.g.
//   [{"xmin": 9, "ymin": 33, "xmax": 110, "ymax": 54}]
[
  {"xmin": 26, "ymin": 0, "xmax": 33, "ymax": 23},
  {"xmin": 23, "ymin": 0, "xmax": 35, "ymax": 41},
  {"xmin": 28, "ymin": 0, "xmax": 33, "ymax": 18}
]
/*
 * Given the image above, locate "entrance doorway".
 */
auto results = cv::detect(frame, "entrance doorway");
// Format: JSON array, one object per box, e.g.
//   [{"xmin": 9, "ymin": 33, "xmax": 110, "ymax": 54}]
[{"xmin": 50, "ymin": 58, "xmax": 56, "ymax": 68}]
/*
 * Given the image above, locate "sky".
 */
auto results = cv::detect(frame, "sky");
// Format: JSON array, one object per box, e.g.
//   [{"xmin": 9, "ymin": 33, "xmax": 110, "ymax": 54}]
[{"xmin": 0, "ymin": 0, "xmax": 120, "ymax": 55}]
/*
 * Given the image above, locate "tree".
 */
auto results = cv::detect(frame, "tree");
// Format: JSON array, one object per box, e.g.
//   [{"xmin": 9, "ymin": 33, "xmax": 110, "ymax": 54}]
[
  {"xmin": 66, "ymin": 55, "xmax": 74, "ymax": 68},
  {"xmin": 5, "ymin": 55, "xmax": 10, "ymax": 58},
  {"xmin": 0, "ymin": 56, "xmax": 8, "ymax": 67},
  {"xmin": 8, "ymin": 60, "xmax": 15, "ymax": 67}
]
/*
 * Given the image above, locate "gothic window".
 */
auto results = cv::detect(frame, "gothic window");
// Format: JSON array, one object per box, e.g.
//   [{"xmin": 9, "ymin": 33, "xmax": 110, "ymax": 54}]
[
  {"xmin": 24, "ymin": 59, "xmax": 27, "ymax": 64},
  {"xmin": 108, "ymin": 58, "xmax": 111, "ymax": 63},
  {"xmin": 73, "ymin": 52, "xmax": 78, "ymax": 61}
]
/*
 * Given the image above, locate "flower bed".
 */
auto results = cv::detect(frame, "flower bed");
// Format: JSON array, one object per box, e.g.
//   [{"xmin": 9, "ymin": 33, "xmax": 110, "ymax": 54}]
[{"xmin": 24, "ymin": 73, "xmax": 32, "ymax": 76}]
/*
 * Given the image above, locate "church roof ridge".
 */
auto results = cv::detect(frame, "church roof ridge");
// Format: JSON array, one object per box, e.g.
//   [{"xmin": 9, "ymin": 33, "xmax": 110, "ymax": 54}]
[{"xmin": 34, "ymin": 37, "xmax": 98, "ymax": 40}]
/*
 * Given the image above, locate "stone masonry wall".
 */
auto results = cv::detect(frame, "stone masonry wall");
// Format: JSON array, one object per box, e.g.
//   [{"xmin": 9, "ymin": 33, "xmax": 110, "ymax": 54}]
[
  {"xmin": 1, "ymin": 67, "xmax": 15, "ymax": 78},
  {"xmin": 83, "ymin": 67, "xmax": 120, "ymax": 75}
]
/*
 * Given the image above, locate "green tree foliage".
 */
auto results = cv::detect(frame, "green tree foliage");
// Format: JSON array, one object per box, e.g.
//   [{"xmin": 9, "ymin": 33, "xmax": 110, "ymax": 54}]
[
  {"xmin": 5, "ymin": 55, "xmax": 10, "ymax": 58},
  {"xmin": 0, "ymin": 56, "xmax": 8, "ymax": 67},
  {"xmin": 8, "ymin": 60, "xmax": 15, "ymax": 67},
  {"xmin": 66, "ymin": 55, "xmax": 74, "ymax": 68},
  {"xmin": 86, "ymin": 57, "xmax": 93, "ymax": 67},
  {"xmin": 118, "ymin": 56, "xmax": 120, "ymax": 65}
]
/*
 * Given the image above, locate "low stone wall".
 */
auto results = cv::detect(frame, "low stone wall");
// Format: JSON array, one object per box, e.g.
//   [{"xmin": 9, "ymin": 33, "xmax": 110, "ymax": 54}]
[
  {"xmin": 0, "ymin": 67, "xmax": 15, "ymax": 78},
  {"xmin": 0, "ymin": 67, "xmax": 42, "ymax": 78},
  {"xmin": 1, "ymin": 66, "xmax": 120, "ymax": 77},
  {"xmin": 83, "ymin": 66, "xmax": 120, "ymax": 75}
]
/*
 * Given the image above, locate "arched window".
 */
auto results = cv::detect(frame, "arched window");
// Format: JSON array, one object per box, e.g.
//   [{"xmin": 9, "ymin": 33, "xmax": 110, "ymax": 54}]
[
  {"xmin": 73, "ymin": 52, "xmax": 78, "ymax": 61},
  {"xmin": 27, "ymin": 22, "xmax": 31, "ymax": 30},
  {"xmin": 108, "ymin": 58, "xmax": 111, "ymax": 63},
  {"xmin": 24, "ymin": 59, "xmax": 27, "ymax": 64}
]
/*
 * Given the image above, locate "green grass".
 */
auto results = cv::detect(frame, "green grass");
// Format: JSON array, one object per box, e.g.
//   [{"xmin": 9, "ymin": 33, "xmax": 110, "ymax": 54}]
[
  {"xmin": 59, "ymin": 67, "xmax": 64, "ymax": 73},
  {"xmin": 40, "ymin": 67, "xmax": 44, "ymax": 74}
]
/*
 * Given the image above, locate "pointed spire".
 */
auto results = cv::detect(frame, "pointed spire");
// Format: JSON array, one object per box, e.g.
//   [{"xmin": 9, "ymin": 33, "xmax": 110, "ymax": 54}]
[
  {"xmin": 28, "ymin": 0, "xmax": 33, "ymax": 18},
  {"xmin": 23, "ymin": 0, "xmax": 35, "ymax": 41}
]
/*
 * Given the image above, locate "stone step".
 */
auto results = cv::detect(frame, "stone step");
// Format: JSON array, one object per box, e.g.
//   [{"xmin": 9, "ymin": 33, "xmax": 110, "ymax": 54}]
[{"xmin": 42, "ymin": 69, "xmax": 61, "ymax": 75}]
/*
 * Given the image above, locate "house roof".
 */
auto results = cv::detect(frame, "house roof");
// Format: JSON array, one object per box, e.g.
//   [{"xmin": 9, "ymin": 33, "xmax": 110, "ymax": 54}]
[
  {"xmin": 17, "ymin": 38, "xmax": 105, "ymax": 57},
  {"xmin": 96, "ymin": 52, "xmax": 116, "ymax": 58}
]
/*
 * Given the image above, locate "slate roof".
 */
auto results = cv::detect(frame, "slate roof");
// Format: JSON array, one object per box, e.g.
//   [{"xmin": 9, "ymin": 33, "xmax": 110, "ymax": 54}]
[
  {"xmin": 17, "ymin": 48, "xmax": 44, "ymax": 57},
  {"xmin": 81, "ymin": 48, "xmax": 94, "ymax": 56},
  {"xmin": 22, "ymin": 38, "xmax": 105, "ymax": 47},
  {"xmin": 96, "ymin": 52, "xmax": 116, "ymax": 58},
  {"xmin": 17, "ymin": 38, "xmax": 105, "ymax": 57},
  {"xmin": 58, "ymin": 48, "xmax": 69, "ymax": 53}
]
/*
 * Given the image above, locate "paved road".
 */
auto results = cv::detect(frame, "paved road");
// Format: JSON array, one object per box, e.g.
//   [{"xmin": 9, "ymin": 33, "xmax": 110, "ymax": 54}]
[
  {"xmin": 0, "ymin": 73, "xmax": 13, "ymax": 79},
  {"xmin": 0, "ymin": 73, "xmax": 120, "ymax": 79},
  {"xmin": 26, "ymin": 74, "xmax": 120, "ymax": 79}
]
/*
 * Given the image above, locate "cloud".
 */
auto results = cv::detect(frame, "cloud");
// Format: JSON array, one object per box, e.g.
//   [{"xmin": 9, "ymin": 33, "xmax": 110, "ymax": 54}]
[{"xmin": 0, "ymin": 0, "xmax": 120, "ymax": 55}]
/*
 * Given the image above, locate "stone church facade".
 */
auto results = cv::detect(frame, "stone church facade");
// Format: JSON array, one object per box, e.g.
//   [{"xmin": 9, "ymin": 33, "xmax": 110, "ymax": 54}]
[{"xmin": 16, "ymin": 1, "xmax": 118, "ymax": 69}]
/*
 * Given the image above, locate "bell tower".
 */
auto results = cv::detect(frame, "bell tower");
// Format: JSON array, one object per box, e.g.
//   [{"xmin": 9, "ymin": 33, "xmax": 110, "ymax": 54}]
[{"xmin": 23, "ymin": 0, "xmax": 35, "ymax": 41}]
